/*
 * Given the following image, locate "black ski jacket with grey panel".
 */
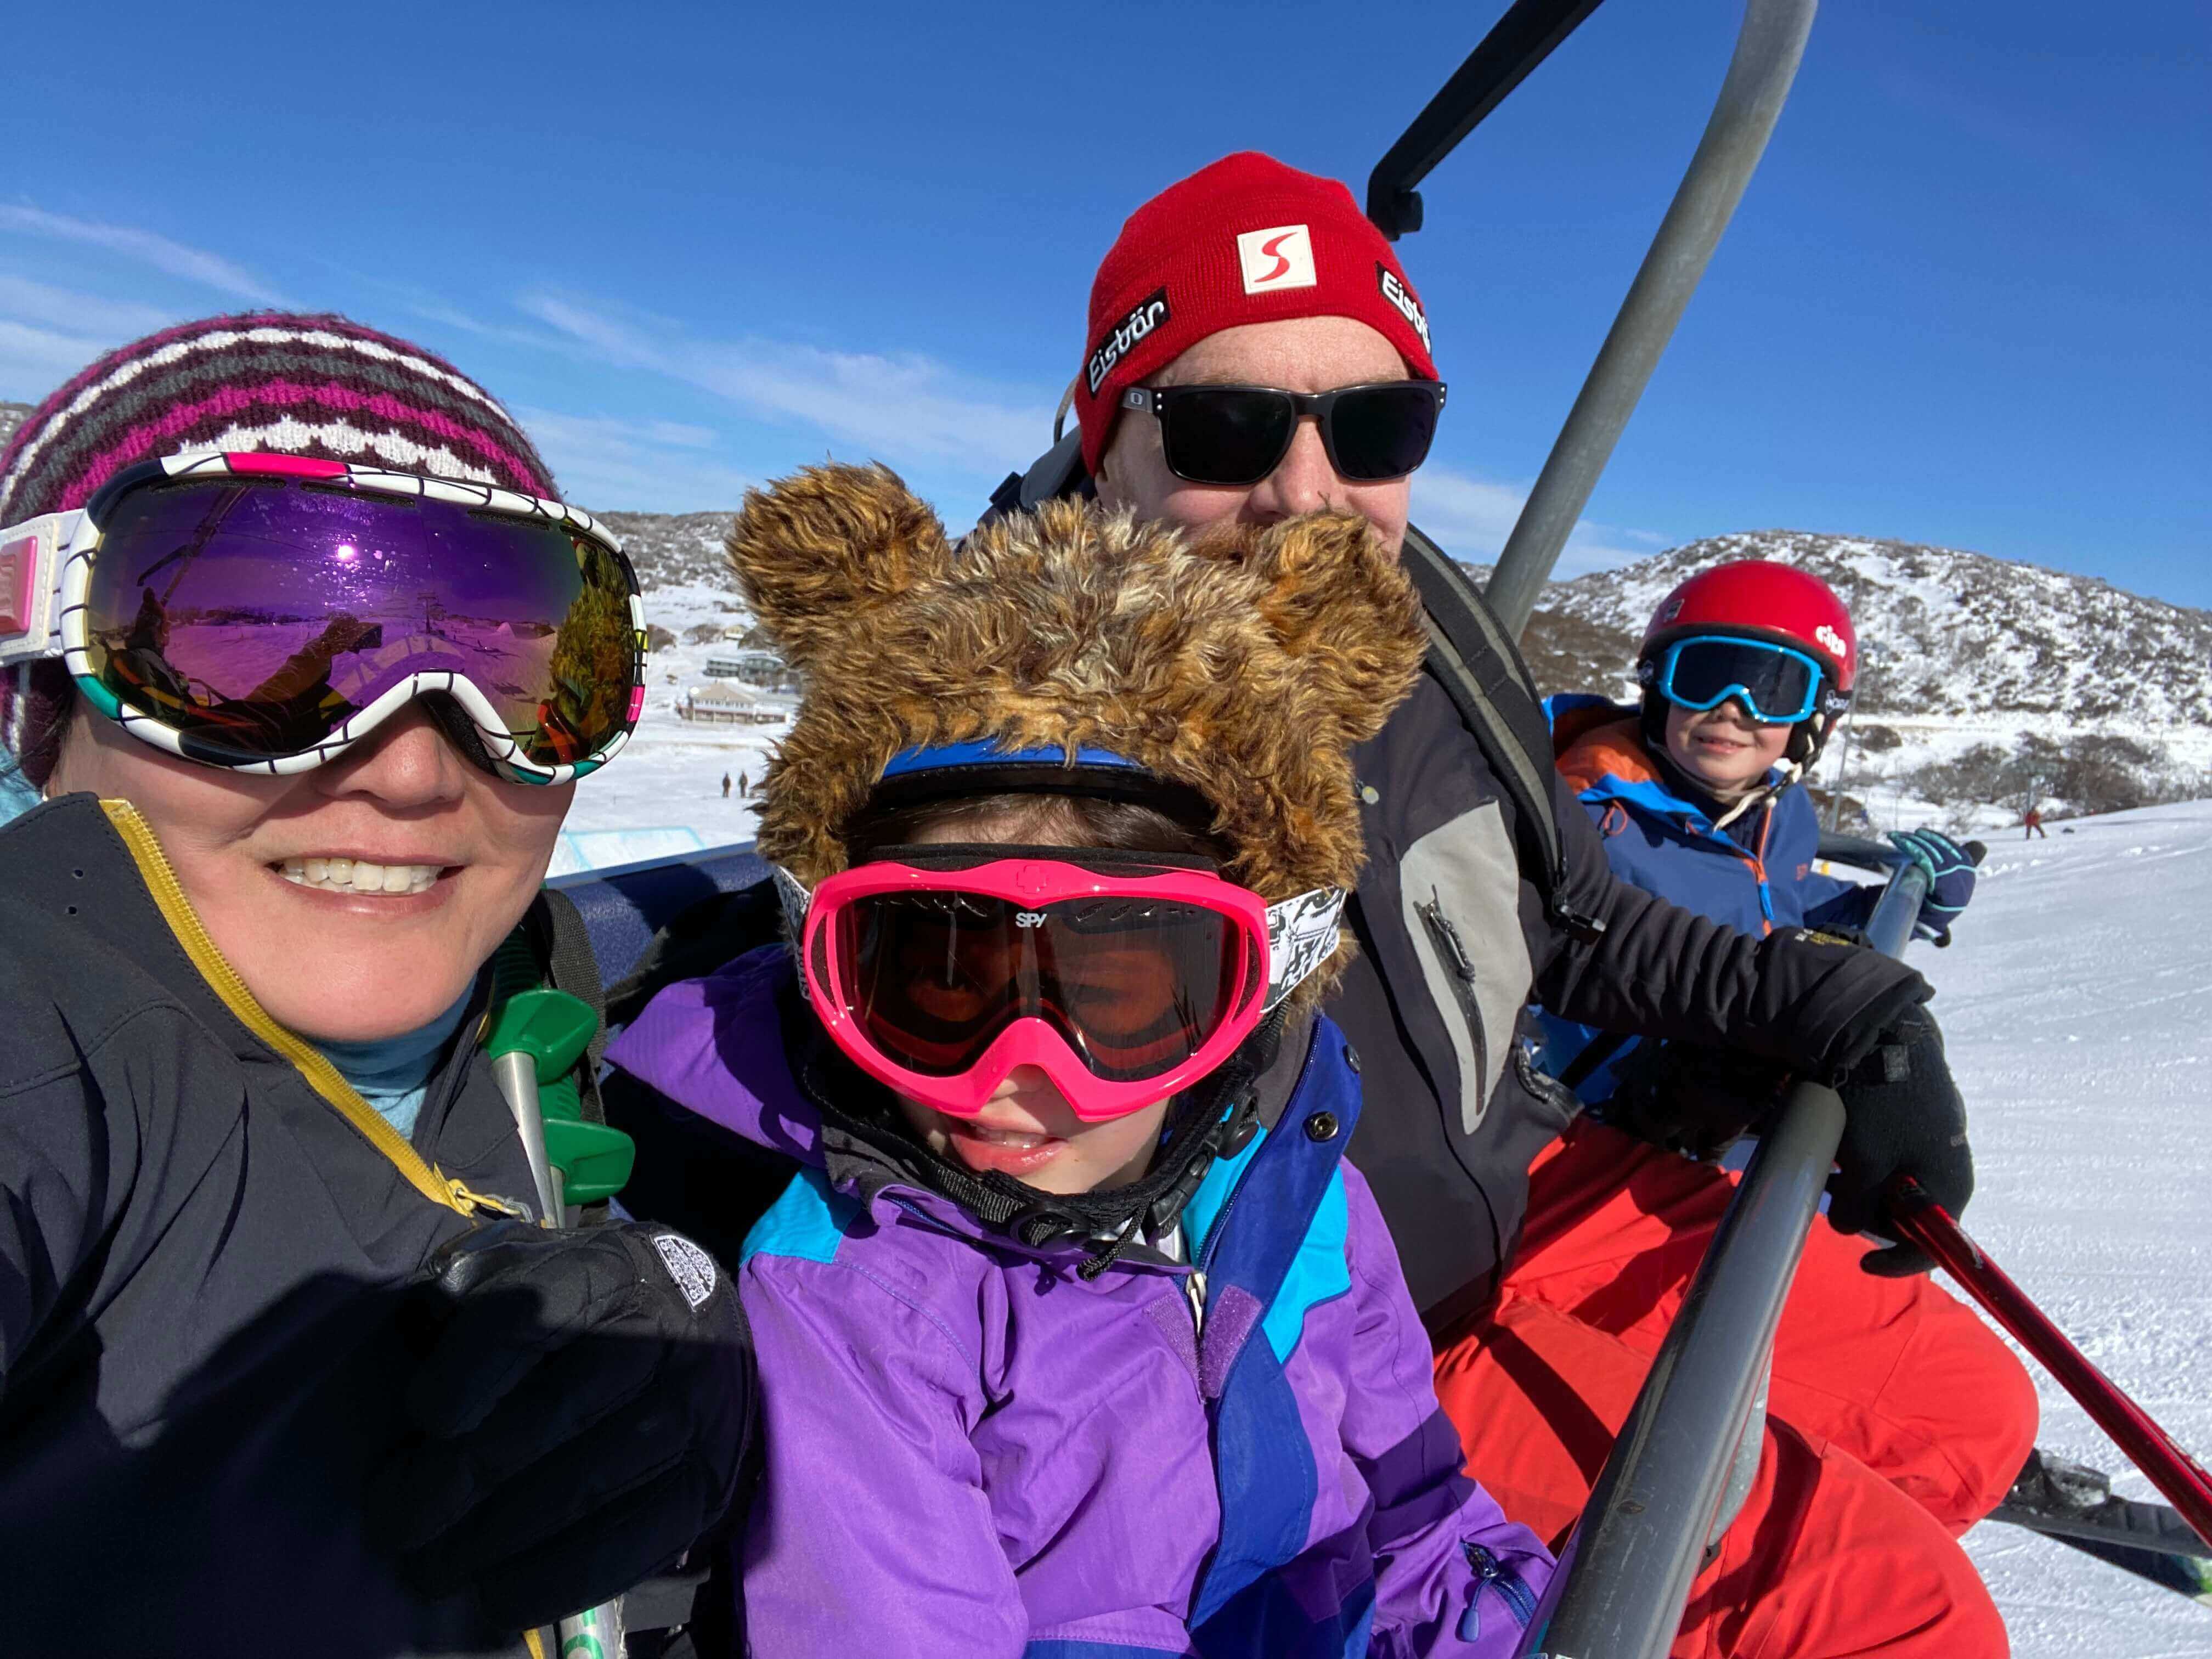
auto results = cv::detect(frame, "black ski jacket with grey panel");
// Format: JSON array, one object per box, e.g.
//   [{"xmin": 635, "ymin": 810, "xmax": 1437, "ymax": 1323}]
[
  {"xmin": 1328, "ymin": 663, "xmax": 1921, "ymax": 1329},
  {"xmin": 0, "ymin": 792, "xmax": 545, "ymax": 1658}
]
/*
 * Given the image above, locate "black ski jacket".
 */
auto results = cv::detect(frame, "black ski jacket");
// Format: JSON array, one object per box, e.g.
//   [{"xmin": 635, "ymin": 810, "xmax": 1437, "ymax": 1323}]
[
  {"xmin": 0, "ymin": 793, "xmax": 544, "ymax": 1658},
  {"xmin": 1330, "ymin": 668, "xmax": 1922, "ymax": 1328}
]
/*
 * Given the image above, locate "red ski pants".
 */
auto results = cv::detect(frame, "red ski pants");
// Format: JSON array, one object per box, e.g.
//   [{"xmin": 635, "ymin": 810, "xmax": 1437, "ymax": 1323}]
[{"xmin": 1434, "ymin": 1120, "xmax": 2039, "ymax": 1658}]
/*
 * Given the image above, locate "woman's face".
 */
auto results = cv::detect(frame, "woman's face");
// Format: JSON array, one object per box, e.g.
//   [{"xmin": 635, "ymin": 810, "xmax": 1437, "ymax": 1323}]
[
  {"xmin": 1662, "ymin": 698, "xmax": 1793, "ymax": 800},
  {"xmin": 48, "ymin": 702, "xmax": 570, "ymax": 1043}
]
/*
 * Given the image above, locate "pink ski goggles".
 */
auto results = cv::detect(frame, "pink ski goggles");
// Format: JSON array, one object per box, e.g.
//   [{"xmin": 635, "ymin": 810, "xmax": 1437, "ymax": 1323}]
[{"xmin": 782, "ymin": 849, "xmax": 1346, "ymax": 1120}]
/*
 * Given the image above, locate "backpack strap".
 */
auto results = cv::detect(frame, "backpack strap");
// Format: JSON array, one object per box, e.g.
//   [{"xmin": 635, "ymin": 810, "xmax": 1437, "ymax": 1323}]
[{"xmin": 1397, "ymin": 525, "xmax": 1606, "ymax": 943}]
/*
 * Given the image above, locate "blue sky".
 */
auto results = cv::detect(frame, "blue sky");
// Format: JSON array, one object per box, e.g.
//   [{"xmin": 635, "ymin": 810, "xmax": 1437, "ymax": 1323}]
[{"xmin": 2, "ymin": 2, "xmax": 2205, "ymax": 604}]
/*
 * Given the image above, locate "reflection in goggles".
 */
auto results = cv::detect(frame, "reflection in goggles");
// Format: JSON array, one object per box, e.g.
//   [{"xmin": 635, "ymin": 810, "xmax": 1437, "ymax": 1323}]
[{"xmin": 79, "ymin": 478, "xmax": 637, "ymax": 765}]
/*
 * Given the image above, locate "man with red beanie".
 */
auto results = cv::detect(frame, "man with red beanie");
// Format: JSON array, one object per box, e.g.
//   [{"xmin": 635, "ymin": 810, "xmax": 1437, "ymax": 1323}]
[{"xmin": 994, "ymin": 151, "xmax": 2018, "ymax": 1656}]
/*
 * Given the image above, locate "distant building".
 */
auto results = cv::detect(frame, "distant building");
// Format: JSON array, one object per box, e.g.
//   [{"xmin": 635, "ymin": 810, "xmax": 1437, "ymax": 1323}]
[
  {"xmin": 703, "ymin": 649, "xmax": 796, "ymax": 691},
  {"xmin": 681, "ymin": 682, "xmax": 783, "ymax": 725}
]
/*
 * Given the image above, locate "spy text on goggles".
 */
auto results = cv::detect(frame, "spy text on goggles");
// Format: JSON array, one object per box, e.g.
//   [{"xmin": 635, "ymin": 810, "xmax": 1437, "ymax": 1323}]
[
  {"xmin": 1119, "ymin": 380, "xmax": 1447, "ymax": 487},
  {"xmin": 780, "ymin": 849, "xmax": 1346, "ymax": 1121},
  {"xmin": 0, "ymin": 452, "xmax": 646, "ymax": 783},
  {"xmin": 1645, "ymin": 634, "xmax": 1847, "ymax": 726}
]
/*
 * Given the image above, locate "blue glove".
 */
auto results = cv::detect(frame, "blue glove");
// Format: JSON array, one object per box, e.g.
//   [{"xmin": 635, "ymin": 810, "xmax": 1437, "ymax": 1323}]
[{"xmin": 1889, "ymin": 829, "xmax": 1977, "ymax": 945}]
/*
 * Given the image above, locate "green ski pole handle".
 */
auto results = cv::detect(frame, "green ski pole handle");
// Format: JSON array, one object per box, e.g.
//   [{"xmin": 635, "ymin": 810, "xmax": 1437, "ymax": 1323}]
[
  {"xmin": 483, "ymin": 955, "xmax": 637, "ymax": 1649},
  {"xmin": 486, "ymin": 985, "xmax": 595, "ymax": 1225},
  {"xmin": 484, "ymin": 972, "xmax": 634, "ymax": 1219}
]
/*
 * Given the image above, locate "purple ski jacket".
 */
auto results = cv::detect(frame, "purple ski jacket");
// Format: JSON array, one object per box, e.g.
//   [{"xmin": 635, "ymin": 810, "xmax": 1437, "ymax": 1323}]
[{"xmin": 608, "ymin": 946, "xmax": 1551, "ymax": 1658}]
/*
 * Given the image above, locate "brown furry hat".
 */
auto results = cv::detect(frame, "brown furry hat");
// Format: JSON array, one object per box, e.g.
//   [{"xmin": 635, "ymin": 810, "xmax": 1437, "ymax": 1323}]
[{"xmin": 729, "ymin": 464, "xmax": 1425, "ymax": 991}]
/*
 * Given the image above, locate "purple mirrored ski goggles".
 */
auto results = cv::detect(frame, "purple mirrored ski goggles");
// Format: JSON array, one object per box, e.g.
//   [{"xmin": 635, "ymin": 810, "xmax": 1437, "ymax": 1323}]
[{"xmin": 0, "ymin": 452, "xmax": 646, "ymax": 783}]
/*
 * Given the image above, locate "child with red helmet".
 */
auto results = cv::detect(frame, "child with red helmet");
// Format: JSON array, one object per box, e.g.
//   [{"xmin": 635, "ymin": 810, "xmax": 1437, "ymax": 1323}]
[
  {"xmin": 1440, "ymin": 559, "xmax": 2034, "ymax": 1657},
  {"xmin": 1538, "ymin": 560, "xmax": 1977, "ymax": 1105}
]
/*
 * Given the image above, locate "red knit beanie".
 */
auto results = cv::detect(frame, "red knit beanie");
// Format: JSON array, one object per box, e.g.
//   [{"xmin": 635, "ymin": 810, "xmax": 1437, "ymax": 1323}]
[{"xmin": 1076, "ymin": 151, "xmax": 1440, "ymax": 476}]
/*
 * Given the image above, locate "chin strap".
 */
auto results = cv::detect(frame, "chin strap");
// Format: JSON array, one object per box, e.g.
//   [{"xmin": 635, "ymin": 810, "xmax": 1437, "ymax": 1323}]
[
  {"xmin": 1641, "ymin": 686, "xmax": 1829, "ymax": 836},
  {"xmin": 1709, "ymin": 754, "xmax": 1804, "ymax": 834},
  {"xmin": 798, "ymin": 1011, "xmax": 1285, "ymax": 1281}
]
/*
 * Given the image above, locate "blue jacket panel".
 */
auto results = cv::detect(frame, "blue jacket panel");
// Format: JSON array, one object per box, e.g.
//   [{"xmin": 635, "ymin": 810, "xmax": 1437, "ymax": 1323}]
[{"xmin": 1534, "ymin": 697, "xmax": 1875, "ymax": 1103}]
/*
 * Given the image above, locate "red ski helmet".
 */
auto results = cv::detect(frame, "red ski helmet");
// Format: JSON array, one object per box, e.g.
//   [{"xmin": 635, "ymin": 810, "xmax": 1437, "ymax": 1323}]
[{"xmin": 1636, "ymin": 560, "xmax": 1857, "ymax": 768}]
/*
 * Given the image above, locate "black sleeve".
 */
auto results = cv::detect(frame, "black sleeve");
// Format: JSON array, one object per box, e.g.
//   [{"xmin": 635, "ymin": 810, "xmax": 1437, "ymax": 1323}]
[
  {"xmin": 1529, "ymin": 770, "xmax": 1927, "ymax": 1073},
  {"xmin": 602, "ymin": 1065, "xmax": 799, "ymax": 1269},
  {"xmin": 0, "ymin": 958, "xmax": 149, "ymax": 1396}
]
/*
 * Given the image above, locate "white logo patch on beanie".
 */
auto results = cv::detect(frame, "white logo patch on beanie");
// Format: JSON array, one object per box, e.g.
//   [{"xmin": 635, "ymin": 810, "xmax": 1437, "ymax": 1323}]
[
  {"xmin": 653, "ymin": 1233, "xmax": 718, "ymax": 1309},
  {"xmin": 1238, "ymin": 224, "xmax": 1317, "ymax": 295}
]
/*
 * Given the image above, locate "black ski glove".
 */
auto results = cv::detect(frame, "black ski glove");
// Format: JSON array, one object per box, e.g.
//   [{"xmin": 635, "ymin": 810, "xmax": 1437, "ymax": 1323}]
[
  {"xmin": 1602, "ymin": 1038, "xmax": 1790, "ymax": 1163},
  {"xmin": 367, "ymin": 1219, "xmax": 755, "ymax": 1634},
  {"xmin": 1827, "ymin": 1003, "xmax": 1973, "ymax": 1277}
]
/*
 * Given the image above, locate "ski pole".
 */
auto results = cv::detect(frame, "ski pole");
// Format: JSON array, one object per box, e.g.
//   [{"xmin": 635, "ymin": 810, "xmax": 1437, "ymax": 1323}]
[
  {"xmin": 485, "ymin": 946, "xmax": 634, "ymax": 1655},
  {"xmin": 1886, "ymin": 1175, "xmax": 2212, "ymax": 1550}
]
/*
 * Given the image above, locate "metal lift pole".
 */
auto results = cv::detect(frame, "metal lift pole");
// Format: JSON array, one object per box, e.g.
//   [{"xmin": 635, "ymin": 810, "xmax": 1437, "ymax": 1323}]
[{"xmin": 1486, "ymin": 0, "xmax": 1819, "ymax": 635}]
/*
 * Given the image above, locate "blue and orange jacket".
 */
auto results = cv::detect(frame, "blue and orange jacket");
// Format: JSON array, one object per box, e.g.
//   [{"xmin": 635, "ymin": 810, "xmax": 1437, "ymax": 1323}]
[{"xmin": 1534, "ymin": 696, "xmax": 1878, "ymax": 1104}]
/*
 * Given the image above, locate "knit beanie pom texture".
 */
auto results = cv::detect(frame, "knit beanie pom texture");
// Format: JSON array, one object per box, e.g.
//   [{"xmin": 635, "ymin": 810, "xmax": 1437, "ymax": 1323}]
[{"xmin": 0, "ymin": 311, "xmax": 554, "ymax": 525}]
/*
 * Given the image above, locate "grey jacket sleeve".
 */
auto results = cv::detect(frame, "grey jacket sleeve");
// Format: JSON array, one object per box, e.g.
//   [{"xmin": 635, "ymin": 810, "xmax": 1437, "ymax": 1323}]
[{"xmin": 1528, "ymin": 771, "xmax": 1928, "ymax": 1073}]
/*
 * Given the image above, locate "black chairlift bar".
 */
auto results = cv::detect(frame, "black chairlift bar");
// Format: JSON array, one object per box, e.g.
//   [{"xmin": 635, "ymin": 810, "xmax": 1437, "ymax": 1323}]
[
  {"xmin": 1365, "ymin": 0, "xmax": 1610, "ymax": 241},
  {"xmin": 1525, "ymin": 855, "xmax": 1931, "ymax": 1657}
]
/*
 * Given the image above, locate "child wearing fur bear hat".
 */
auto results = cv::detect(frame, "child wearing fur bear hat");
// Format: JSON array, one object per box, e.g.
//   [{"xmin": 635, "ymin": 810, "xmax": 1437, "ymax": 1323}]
[{"xmin": 606, "ymin": 463, "xmax": 1552, "ymax": 1657}]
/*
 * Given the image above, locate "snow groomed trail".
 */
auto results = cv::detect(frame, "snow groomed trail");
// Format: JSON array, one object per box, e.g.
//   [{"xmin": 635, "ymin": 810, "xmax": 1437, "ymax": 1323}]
[{"xmin": 1920, "ymin": 804, "xmax": 2212, "ymax": 1655}]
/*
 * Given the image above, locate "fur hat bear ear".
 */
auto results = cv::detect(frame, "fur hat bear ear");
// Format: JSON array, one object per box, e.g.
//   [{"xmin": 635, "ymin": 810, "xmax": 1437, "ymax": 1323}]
[
  {"xmin": 725, "ymin": 462, "xmax": 954, "ymax": 669},
  {"xmin": 1241, "ymin": 511, "xmax": 1428, "ymax": 746}
]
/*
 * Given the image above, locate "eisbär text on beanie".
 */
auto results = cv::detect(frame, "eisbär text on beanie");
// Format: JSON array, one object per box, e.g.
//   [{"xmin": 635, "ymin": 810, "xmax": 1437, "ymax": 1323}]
[{"xmin": 1076, "ymin": 152, "xmax": 1440, "ymax": 477}]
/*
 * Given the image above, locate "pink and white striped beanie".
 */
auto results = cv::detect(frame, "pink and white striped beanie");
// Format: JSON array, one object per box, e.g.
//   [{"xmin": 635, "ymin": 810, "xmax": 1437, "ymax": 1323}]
[{"xmin": 0, "ymin": 312, "xmax": 558, "ymax": 787}]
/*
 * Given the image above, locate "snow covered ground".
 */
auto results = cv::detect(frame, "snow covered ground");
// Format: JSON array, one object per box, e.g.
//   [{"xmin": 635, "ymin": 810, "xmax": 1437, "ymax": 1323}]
[
  {"xmin": 562, "ymin": 581, "xmax": 791, "ymax": 855},
  {"xmin": 1927, "ymin": 804, "xmax": 2212, "ymax": 1654},
  {"xmin": 569, "ymin": 718, "xmax": 2211, "ymax": 1649}
]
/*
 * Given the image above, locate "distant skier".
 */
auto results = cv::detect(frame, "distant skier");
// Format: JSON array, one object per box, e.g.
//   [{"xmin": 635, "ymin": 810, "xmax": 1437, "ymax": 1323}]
[
  {"xmin": 1520, "ymin": 560, "xmax": 2034, "ymax": 1653},
  {"xmin": 737, "ymin": 770, "xmax": 749, "ymax": 798},
  {"xmin": 2025, "ymin": 806, "xmax": 2047, "ymax": 839},
  {"xmin": 723, "ymin": 771, "xmax": 732, "ymax": 799}
]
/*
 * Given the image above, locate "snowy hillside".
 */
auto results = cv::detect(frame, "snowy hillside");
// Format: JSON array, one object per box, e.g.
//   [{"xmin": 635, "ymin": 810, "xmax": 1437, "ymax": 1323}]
[
  {"xmin": 597, "ymin": 510, "xmax": 736, "ymax": 590},
  {"xmin": 1522, "ymin": 532, "xmax": 2212, "ymax": 827}
]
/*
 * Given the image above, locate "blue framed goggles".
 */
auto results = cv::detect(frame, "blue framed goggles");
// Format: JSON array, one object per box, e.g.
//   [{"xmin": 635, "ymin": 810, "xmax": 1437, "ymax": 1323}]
[{"xmin": 1648, "ymin": 635, "xmax": 1828, "ymax": 725}]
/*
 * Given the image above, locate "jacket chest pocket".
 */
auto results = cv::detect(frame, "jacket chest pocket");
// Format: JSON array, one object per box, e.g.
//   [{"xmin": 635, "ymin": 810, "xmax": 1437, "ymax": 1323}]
[{"xmin": 1400, "ymin": 803, "xmax": 1533, "ymax": 1136}]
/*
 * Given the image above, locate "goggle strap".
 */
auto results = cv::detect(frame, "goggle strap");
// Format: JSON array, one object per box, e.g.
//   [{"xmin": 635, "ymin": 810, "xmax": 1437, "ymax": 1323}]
[
  {"xmin": 0, "ymin": 510, "xmax": 86, "ymax": 666},
  {"xmin": 774, "ymin": 862, "xmax": 812, "ymax": 918},
  {"xmin": 1263, "ymin": 885, "xmax": 1346, "ymax": 1012}
]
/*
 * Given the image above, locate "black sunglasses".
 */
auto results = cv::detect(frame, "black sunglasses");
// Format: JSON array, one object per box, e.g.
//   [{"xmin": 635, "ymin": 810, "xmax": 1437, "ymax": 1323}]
[{"xmin": 1119, "ymin": 380, "xmax": 1447, "ymax": 487}]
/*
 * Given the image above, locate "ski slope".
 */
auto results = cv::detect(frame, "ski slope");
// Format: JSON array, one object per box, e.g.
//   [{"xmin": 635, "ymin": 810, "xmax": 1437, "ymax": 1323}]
[
  {"xmin": 572, "ymin": 735, "xmax": 2210, "ymax": 1650},
  {"xmin": 1927, "ymin": 805, "xmax": 2212, "ymax": 1655}
]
